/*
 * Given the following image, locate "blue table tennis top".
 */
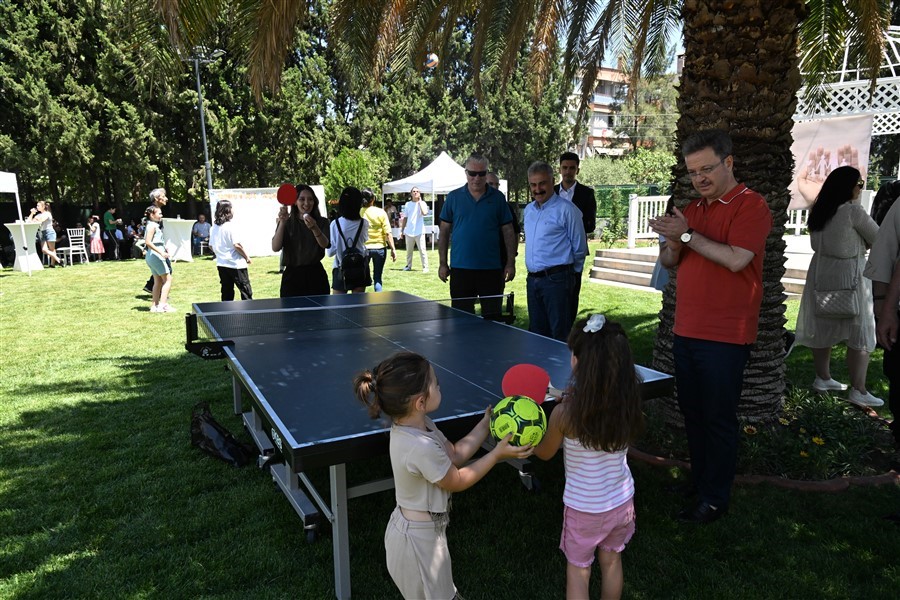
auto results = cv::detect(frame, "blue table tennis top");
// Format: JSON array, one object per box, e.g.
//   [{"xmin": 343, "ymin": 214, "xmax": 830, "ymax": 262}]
[{"xmin": 193, "ymin": 292, "xmax": 672, "ymax": 471}]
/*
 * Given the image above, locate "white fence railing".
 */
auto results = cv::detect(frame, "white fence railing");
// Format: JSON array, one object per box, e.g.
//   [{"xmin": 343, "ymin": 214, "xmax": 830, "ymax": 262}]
[
  {"xmin": 627, "ymin": 194, "xmax": 669, "ymax": 248},
  {"xmin": 786, "ymin": 210, "xmax": 808, "ymax": 235},
  {"xmin": 625, "ymin": 190, "xmax": 874, "ymax": 246}
]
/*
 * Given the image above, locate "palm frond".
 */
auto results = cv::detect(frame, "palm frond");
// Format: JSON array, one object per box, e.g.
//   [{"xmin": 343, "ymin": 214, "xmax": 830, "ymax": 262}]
[
  {"xmin": 496, "ymin": 1, "xmax": 538, "ymax": 89},
  {"xmin": 331, "ymin": 0, "xmax": 389, "ymax": 89},
  {"xmin": 561, "ymin": 0, "xmax": 600, "ymax": 87},
  {"xmin": 242, "ymin": 0, "xmax": 305, "ymax": 102},
  {"xmin": 800, "ymin": 0, "xmax": 890, "ymax": 107},
  {"xmin": 641, "ymin": 0, "xmax": 681, "ymax": 76},
  {"xmin": 849, "ymin": 0, "xmax": 892, "ymax": 96},
  {"xmin": 527, "ymin": 0, "xmax": 565, "ymax": 99}
]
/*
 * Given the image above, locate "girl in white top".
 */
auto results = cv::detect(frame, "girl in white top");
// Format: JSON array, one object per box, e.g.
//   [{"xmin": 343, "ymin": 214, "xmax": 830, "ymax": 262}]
[
  {"xmin": 326, "ymin": 186, "xmax": 370, "ymax": 293},
  {"xmin": 210, "ymin": 200, "xmax": 253, "ymax": 301},
  {"xmin": 534, "ymin": 314, "xmax": 644, "ymax": 600},
  {"xmin": 26, "ymin": 200, "xmax": 61, "ymax": 266},
  {"xmin": 355, "ymin": 352, "xmax": 532, "ymax": 600}
]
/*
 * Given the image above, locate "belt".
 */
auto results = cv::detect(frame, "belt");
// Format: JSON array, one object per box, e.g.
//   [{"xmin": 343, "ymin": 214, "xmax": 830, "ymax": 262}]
[{"xmin": 527, "ymin": 264, "xmax": 572, "ymax": 278}]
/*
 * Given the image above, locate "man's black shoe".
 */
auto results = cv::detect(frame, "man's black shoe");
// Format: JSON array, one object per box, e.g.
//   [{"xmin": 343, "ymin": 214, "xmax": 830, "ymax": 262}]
[
  {"xmin": 664, "ymin": 481, "xmax": 698, "ymax": 498},
  {"xmin": 677, "ymin": 501, "xmax": 727, "ymax": 524},
  {"xmin": 142, "ymin": 285, "xmax": 153, "ymax": 294}
]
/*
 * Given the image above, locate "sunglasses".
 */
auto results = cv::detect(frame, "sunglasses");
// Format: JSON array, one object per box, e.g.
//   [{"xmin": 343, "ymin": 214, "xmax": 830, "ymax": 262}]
[
  {"xmin": 857, "ymin": 180, "xmax": 864, "ymax": 188},
  {"xmin": 466, "ymin": 170, "xmax": 487, "ymax": 177}
]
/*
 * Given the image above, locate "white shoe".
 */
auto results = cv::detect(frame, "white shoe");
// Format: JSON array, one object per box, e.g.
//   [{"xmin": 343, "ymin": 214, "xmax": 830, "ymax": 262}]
[
  {"xmin": 150, "ymin": 304, "xmax": 161, "ymax": 313},
  {"xmin": 422, "ymin": 268, "xmax": 429, "ymax": 273},
  {"xmin": 847, "ymin": 389, "xmax": 884, "ymax": 408},
  {"xmin": 159, "ymin": 303, "xmax": 177, "ymax": 313},
  {"xmin": 812, "ymin": 377, "xmax": 848, "ymax": 392}
]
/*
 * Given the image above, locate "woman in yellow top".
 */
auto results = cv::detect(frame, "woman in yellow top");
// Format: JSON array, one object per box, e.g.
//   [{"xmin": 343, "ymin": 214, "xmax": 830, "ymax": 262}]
[{"xmin": 361, "ymin": 188, "xmax": 396, "ymax": 292}]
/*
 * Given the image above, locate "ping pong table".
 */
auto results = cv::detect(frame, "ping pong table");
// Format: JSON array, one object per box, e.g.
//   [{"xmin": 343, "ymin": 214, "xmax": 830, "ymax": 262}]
[{"xmin": 187, "ymin": 291, "xmax": 673, "ymax": 599}]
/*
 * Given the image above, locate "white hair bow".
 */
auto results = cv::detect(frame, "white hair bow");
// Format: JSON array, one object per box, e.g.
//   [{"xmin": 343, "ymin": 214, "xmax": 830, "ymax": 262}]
[{"xmin": 583, "ymin": 314, "xmax": 606, "ymax": 333}]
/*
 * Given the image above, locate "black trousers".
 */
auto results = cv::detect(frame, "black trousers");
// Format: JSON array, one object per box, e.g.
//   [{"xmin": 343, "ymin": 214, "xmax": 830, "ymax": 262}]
[
  {"xmin": 673, "ymin": 334, "xmax": 751, "ymax": 508},
  {"xmin": 103, "ymin": 232, "xmax": 119, "ymax": 260},
  {"xmin": 448, "ymin": 268, "xmax": 504, "ymax": 317},
  {"xmin": 879, "ymin": 309, "xmax": 900, "ymax": 445},
  {"xmin": 217, "ymin": 266, "xmax": 253, "ymax": 301}
]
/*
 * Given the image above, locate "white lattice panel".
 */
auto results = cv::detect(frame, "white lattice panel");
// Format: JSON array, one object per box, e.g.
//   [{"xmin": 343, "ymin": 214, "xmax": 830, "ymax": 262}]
[{"xmin": 795, "ymin": 27, "xmax": 900, "ymax": 136}]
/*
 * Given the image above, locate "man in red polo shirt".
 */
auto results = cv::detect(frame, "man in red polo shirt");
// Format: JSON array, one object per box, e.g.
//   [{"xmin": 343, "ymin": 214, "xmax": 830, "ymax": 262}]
[{"xmin": 649, "ymin": 130, "xmax": 772, "ymax": 524}]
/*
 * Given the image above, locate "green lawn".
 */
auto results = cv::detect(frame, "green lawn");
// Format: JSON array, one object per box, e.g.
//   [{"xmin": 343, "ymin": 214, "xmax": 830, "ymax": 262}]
[{"xmin": 1, "ymin": 243, "xmax": 897, "ymax": 599}]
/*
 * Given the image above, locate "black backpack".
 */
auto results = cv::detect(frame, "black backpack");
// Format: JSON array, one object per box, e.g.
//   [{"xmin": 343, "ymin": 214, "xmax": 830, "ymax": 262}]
[{"xmin": 335, "ymin": 219, "xmax": 366, "ymax": 289}]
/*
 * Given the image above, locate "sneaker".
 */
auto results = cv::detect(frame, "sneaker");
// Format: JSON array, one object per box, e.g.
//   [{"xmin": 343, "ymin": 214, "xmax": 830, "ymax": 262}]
[
  {"xmin": 422, "ymin": 268, "xmax": 429, "ymax": 273},
  {"xmin": 159, "ymin": 303, "xmax": 177, "ymax": 313},
  {"xmin": 402, "ymin": 266, "xmax": 411, "ymax": 271},
  {"xmin": 142, "ymin": 285, "xmax": 153, "ymax": 294},
  {"xmin": 847, "ymin": 389, "xmax": 884, "ymax": 408},
  {"xmin": 149, "ymin": 304, "xmax": 161, "ymax": 313},
  {"xmin": 812, "ymin": 377, "xmax": 848, "ymax": 392},
  {"xmin": 784, "ymin": 331, "xmax": 796, "ymax": 358},
  {"xmin": 374, "ymin": 283, "xmax": 383, "ymax": 292}
]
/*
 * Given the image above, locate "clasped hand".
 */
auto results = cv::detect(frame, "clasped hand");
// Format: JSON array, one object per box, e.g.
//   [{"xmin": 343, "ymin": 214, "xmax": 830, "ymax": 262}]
[{"xmin": 648, "ymin": 206, "xmax": 689, "ymax": 243}]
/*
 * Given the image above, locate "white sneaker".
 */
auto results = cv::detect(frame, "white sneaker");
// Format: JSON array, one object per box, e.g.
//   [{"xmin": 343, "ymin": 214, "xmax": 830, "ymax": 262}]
[
  {"xmin": 812, "ymin": 377, "xmax": 848, "ymax": 392},
  {"xmin": 847, "ymin": 389, "xmax": 884, "ymax": 408},
  {"xmin": 159, "ymin": 303, "xmax": 177, "ymax": 313},
  {"xmin": 150, "ymin": 304, "xmax": 161, "ymax": 313}
]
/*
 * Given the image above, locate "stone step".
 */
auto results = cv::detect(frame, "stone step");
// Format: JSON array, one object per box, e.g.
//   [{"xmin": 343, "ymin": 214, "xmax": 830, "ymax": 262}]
[
  {"xmin": 589, "ymin": 266, "xmax": 653, "ymax": 287},
  {"xmin": 784, "ymin": 266, "xmax": 808, "ymax": 280},
  {"xmin": 593, "ymin": 256, "xmax": 655, "ymax": 274},
  {"xmin": 589, "ymin": 245, "xmax": 809, "ymax": 295},
  {"xmin": 783, "ymin": 277, "xmax": 806, "ymax": 295},
  {"xmin": 594, "ymin": 248, "xmax": 659, "ymax": 262}
]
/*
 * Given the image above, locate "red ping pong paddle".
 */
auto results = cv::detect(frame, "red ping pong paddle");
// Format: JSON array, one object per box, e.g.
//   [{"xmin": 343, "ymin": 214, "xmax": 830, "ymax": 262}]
[
  {"xmin": 502, "ymin": 363, "xmax": 551, "ymax": 405},
  {"xmin": 277, "ymin": 183, "xmax": 298, "ymax": 206}
]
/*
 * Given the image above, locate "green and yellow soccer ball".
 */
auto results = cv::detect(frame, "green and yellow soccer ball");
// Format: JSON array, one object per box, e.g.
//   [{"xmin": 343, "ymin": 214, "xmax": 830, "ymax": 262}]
[{"xmin": 490, "ymin": 395, "xmax": 547, "ymax": 447}]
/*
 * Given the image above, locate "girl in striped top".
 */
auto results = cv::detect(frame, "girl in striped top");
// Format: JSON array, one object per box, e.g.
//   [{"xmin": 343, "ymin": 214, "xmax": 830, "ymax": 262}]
[{"xmin": 534, "ymin": 314, "xmax": 643, "ymax": 600}]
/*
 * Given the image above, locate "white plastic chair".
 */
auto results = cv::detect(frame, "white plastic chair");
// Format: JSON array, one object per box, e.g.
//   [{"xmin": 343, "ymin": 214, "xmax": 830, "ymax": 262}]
[{"xmin": 60, "ymin": 228, "xmax": 89, "ymax": 265}]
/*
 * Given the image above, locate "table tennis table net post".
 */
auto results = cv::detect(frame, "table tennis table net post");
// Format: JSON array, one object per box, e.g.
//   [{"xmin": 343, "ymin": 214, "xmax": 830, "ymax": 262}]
[{"xmin": 195, "ymin": 300, "xmax": 468, "ymax": 340}]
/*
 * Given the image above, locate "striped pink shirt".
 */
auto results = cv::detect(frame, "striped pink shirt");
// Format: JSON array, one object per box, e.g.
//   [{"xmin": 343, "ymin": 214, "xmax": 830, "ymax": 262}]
[{"xmin": 562, "ymin": 437, "xmax": 634, "ymax": 513}]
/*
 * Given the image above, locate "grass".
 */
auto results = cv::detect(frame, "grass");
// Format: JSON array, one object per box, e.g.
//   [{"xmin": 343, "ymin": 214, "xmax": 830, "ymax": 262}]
[{"xmin": 1, "ymin": 241, "xmax": 898, "ymax": 599}]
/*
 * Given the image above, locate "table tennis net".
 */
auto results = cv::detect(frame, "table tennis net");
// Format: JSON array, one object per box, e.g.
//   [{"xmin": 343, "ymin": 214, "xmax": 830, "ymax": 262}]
[{"xmin": 195, "ymin": 299, "xmax": 468, "ymax": 340}]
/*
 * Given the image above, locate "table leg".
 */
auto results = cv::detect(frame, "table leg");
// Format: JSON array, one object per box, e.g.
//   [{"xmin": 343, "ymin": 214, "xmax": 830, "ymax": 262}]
[
  {"xmin": 330, "ymin": 463, "xmax": 351, "ymax": 600},
  {"xmin": 232, "ymin": 373, "xmax": 243, "ymax": 415}
]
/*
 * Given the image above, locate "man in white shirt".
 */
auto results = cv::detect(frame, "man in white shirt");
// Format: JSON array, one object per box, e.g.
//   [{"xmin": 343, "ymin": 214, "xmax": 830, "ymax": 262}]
[{"xmin": 400, "ymin": 188, "xmax": 429, "ymax": 272}]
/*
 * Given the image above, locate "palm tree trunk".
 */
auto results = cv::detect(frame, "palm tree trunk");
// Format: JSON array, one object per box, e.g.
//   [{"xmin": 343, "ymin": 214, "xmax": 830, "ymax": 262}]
[{"xmin": 651, "ymin": 0, "xmax": 807, "ymax": 424}]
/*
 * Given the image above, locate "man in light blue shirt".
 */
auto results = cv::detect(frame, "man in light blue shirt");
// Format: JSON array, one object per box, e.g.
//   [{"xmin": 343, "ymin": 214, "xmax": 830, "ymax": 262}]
[
  {"xmin": 524, "ymin": 161, "xmax": 588, "ymax": 340},
  {"xmin": 192, "ymin": 213, "xmax": 211, "ymax": 255}
]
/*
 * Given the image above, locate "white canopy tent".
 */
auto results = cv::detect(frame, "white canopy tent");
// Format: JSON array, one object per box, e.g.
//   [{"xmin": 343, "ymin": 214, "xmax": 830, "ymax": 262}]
[
  {"xmin": 0, "ymin": 171, "xmax": 34, "ymax": 275},
  {"xmin": 381, "ymin": 151, "xmax": 467, "ymax": 195}
]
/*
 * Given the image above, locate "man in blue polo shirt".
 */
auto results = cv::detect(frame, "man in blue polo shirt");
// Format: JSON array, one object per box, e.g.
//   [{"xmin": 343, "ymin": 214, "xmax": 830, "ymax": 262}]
[
  {"xmin": 439, "ymin": 154, "xmax": 517, "ymax": 317},
  {"xmin": 524, "ymin": 161, "xmax": 588, "ymax": 341}
]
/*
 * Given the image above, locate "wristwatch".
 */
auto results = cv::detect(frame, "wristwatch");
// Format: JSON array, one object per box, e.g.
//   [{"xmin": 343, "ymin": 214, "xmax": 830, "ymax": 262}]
[{"xmin": 680, "ymin": 228, "xmax": 694, "ymax": 244}]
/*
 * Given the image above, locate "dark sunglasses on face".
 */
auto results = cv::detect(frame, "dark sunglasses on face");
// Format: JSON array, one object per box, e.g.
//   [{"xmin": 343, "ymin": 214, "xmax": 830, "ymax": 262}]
[
  {"xmin": 466, "ymin": 170, "xmax": 487, "ymax": 177},
  {"xmin": 857, "ymin": 180, "xmax": 864, "ymax": 188}
]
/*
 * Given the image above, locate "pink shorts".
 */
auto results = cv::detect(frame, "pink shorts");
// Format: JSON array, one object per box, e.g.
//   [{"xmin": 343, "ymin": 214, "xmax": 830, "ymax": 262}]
[{"xmin": 559, "ymin": 498, "xmax": 635, "ymax": 568}]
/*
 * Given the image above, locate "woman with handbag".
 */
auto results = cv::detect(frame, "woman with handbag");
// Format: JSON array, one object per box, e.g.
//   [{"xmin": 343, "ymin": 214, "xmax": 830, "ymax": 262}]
[{"xmin": 795, "ymin": 166, "xmax": 882, "ymax": 407}]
